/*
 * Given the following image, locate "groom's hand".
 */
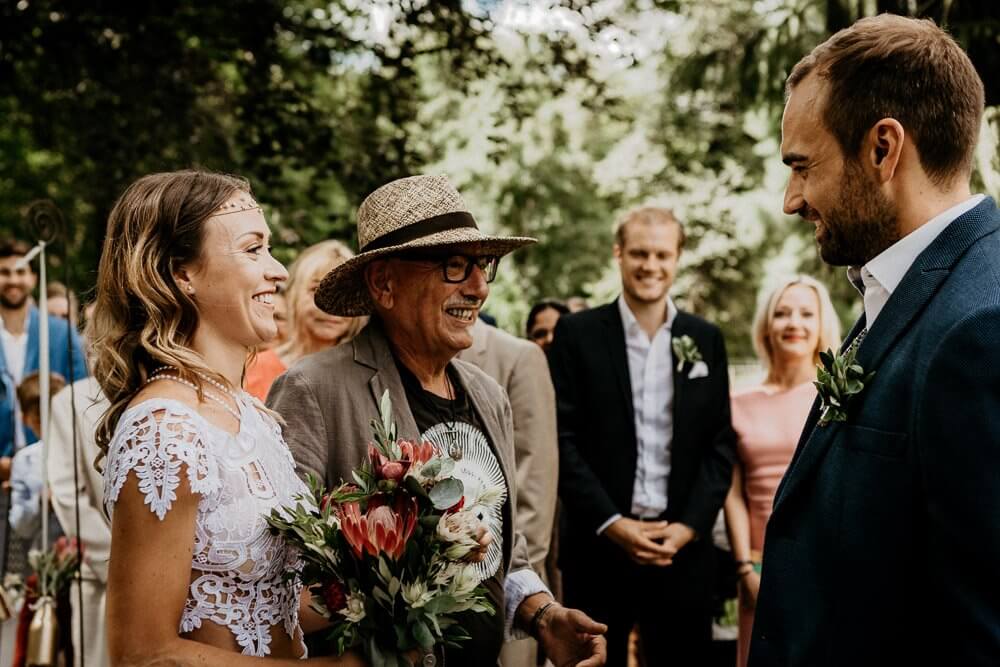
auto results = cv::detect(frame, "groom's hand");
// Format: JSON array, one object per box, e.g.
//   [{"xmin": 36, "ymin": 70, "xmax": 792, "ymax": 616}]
[{"xmin": 604, "ymin": 518, "xmax": 675, "ymax": 566}]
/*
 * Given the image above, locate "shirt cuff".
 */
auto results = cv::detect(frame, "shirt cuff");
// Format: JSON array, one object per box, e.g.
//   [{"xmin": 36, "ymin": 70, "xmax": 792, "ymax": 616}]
[
  {"xmin": 596, "ymin": 513, "xmax": 622, "ymax": 536},
  {"xmin": 504, "ymin": 568, "xmax": 551, "ymax": 641}
]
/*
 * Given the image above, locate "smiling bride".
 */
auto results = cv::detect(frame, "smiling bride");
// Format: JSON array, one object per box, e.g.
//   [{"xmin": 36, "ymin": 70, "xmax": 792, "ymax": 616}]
[{"xmin": 89, "ymin": 170, "xmax": 364, "ymax": 666}]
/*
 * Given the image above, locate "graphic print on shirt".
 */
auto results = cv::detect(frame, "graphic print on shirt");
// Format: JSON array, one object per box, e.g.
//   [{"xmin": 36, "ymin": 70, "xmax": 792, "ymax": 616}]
[{"xmin": 422, "ymin": 421, "xmax": 506, "ymax": 583}]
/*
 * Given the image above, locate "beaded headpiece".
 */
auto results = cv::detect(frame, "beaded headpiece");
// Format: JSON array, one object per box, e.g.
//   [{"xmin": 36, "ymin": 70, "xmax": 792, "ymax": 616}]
[{"xmin": 210, "ymin": 193, "xmax": 262, "ymax": 218}]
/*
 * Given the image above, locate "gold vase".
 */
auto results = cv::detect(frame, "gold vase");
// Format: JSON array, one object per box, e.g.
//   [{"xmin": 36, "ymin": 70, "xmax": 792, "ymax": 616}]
[{"xmin": 26, "ymin": 596, "xmax": 58, "ymax": 667}]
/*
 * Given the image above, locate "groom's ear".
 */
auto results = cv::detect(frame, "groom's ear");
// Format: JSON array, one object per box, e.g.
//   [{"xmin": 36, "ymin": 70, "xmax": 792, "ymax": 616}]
[{"xmin": 865, "ymin": 118, "xmax": 904, "ymax": 184}]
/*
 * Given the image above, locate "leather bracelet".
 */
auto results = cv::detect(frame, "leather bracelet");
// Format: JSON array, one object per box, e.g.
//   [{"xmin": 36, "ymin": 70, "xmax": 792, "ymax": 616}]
[{"xmin": 530, "ymin": 601, "xmax": 556, "ymax": 638}]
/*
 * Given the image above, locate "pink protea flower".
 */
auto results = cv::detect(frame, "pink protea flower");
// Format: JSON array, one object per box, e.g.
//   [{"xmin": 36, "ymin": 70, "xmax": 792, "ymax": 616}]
[
  {"xmin": 369, "ymin": 440, "xmax": 437, "ymax": 482},
  {"xmin": 399, "ymin": 440, "xmax": 436, "ymax": 466},
  {"xmin": 369, "ymin": 444, "xmax": 409, "ymax": 482},
  {"xmin": 338, "ymin": 496, "xmax": 418, "ymax": 561}
]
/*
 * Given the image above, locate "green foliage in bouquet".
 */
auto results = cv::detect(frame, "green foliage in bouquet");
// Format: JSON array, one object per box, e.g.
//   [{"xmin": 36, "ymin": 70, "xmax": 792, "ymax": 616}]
[
  {"xmin": 268, "ymin": 391, "xmax": 496, "ymax": 667},
  {"xmin": 29, "ymin": 536, "xmax": 82, "ymax": 598}
]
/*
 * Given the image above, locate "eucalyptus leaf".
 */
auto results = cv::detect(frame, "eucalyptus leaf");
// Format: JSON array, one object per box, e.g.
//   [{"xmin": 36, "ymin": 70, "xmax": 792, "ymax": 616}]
[
  {"xmin": 413, "ymin": 620, "xmax": 435, "ymax": 648},
  {"xmin": 420, "ymin": 458, "xmax": 442, "ymax": 478},
  {"xmin": 429, "ymin": 478, "xmax": 464, "ymax": 510}
]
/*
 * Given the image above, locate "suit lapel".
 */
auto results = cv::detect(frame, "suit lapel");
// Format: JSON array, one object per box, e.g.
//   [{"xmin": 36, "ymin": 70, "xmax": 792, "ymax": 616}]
[
  {"xmin": 669, "ymin": 311, "xmax": 693, "ymax": 435},
  {"xmin": 774, "ymin": 312, "xmax": 866, "ymax": 507},
  {"xmin": 773, "ymin": 197, "xmax": 1000, "ymax": 513},
  {"xmin": 355, "ymin": 322, "xmax": 420, "ymax": 440},
  {"xmin": 455, "ymin": 367, "xmax": 515, "ymax": 494},
  {"xmin": 600, "ymin": 303, "xmax": 634, "ymax": 425}
]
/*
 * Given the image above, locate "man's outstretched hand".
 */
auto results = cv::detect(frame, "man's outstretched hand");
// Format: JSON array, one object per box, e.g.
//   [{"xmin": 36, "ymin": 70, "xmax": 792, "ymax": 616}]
[{"xmin": 534, "ymin": 600, "xmax": 608, "ymax": 667}]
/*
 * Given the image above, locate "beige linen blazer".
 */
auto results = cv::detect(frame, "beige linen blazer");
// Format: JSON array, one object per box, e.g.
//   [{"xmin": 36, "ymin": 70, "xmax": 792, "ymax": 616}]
[
  {"xmin": 457, "ymin": 319, "xmax": 557, "ymax": 579},
  {"xmin": 46, "ymin": 376, "xmax": 111, "ymax": 583},
  {"xmin": 267, "ymin": 320, "xmax": 532, "ymax": 580}
]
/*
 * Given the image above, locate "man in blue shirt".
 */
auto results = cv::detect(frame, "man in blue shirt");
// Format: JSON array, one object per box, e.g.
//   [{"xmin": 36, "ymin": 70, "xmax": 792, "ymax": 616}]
[{"xmin": 0, "ymin": 238, "xmax": 89, "ymax": 475}]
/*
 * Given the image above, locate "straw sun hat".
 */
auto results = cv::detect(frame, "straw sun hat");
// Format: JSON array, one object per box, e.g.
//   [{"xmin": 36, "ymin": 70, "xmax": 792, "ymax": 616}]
[{"xmin": 315, "ymin": 175, "xmax": 536, "ymax": 316}]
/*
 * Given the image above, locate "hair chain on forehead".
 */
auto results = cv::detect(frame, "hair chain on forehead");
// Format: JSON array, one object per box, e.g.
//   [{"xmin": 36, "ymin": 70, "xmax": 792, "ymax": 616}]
[{"xmin": 210, "ymin": 193, "xmax": 262, "ymax": 218}]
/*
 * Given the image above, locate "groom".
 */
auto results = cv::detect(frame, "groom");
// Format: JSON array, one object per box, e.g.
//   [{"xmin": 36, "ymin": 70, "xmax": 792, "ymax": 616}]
[{"xmin": 750, "ymin": 15, "xmax": 1000, "ymax": 667}]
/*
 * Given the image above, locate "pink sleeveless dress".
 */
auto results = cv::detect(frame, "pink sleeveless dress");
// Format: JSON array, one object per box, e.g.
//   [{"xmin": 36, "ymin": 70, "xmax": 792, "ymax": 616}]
[{"xmin": 731, "ymin": 382, "xmax": 815, "ymax": 667}]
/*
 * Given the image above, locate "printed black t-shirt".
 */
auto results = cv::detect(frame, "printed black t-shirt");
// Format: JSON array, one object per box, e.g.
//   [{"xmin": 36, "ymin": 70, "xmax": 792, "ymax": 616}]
[{"xmin": 396, "ymin": 358, "xmax": 509, "ymax": 667}]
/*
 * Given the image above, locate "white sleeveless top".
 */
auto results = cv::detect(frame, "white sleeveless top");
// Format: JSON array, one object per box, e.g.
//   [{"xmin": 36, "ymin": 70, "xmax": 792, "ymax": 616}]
[{"xmin": 103, "ymin": 396, "xmax": 311, "ymax": 657}]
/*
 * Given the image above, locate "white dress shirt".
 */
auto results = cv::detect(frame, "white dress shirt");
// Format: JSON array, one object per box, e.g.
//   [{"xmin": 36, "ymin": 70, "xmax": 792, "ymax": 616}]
[
  {"xmin": 848, "ymin": 195, "xmax": 985, "ymax": 327},
  {"xmin": 1, "ymin": 316, "xmax": 30, "ymax": 451},
  {"xmin": 597, "ymin": 296, "xmax": 678, "ymax": 535},
  {"xmin": 0, "ymin": 322, "xmax": 28, "ymax": 385}
]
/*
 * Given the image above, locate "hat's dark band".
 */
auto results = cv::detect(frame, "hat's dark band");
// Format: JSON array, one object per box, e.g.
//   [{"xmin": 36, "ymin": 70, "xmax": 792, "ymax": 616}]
[{"xmin": 362, "ymin": 211, "xmax": 478, "ymax": 253}]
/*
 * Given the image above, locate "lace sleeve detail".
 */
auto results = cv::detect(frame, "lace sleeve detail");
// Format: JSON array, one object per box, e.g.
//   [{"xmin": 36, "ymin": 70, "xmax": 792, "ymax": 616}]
[{"xmin": 103, "ymin": 400, "xmax": 223, "ymax": 521}]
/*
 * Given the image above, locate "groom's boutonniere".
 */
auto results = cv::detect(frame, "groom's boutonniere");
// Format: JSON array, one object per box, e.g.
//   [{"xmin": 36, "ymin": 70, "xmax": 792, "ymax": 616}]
[
  {"xmin": 815, "ymin": 342, "xmax": 875, "ymax": 426},
  {"xmin": 672, "ymin": 335, "xmax": 708, "ymax": 378}
]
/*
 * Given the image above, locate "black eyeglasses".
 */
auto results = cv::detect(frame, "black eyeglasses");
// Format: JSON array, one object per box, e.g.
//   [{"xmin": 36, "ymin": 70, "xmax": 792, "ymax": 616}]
[{"xmin": 397, "ymin": 253, "xmax": 500, "ymax": 284}]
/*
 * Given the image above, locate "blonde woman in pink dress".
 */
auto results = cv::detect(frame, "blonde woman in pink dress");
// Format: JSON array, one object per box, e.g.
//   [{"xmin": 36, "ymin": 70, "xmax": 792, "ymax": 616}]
[{"xmin": 725, "ymin": 276, "xmax": 841, "ymax": 667}]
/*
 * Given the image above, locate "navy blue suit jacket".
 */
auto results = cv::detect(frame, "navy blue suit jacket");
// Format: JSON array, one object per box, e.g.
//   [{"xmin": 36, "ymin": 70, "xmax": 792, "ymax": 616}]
[
  {"xmin": 750, "ymin": 197, "xmax": 1000, "ymax": 666},
  {"xmin": 0, "ymin": 306, "xmax": 89, "ymax": 455}
]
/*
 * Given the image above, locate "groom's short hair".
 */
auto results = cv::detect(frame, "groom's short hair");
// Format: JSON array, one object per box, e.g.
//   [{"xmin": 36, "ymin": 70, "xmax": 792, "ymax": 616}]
[{"xmin": 787, "ymin": 14, "xmax": 984, "ymax": 187}]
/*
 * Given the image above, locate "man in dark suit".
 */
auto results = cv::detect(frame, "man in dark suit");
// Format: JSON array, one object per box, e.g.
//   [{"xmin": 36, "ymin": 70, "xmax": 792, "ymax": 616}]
[
  {"xmin": 548, "ymin": 206, "xmax": 736, "ymax": 666},
  {"xmin": 750, "ymin": 15, "xmax": 1000, "ymax": 667}
]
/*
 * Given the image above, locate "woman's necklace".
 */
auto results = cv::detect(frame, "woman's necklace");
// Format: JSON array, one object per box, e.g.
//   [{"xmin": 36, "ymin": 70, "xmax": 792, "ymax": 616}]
[{"xmin": 146, "ymin": 367, "xmax": 244, "ymax": 423}]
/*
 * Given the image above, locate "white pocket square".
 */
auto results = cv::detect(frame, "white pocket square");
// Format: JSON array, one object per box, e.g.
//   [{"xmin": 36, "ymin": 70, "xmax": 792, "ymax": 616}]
[{"xmin": 687, "ymin": 361, "xmax": 709, "ymax": 379}]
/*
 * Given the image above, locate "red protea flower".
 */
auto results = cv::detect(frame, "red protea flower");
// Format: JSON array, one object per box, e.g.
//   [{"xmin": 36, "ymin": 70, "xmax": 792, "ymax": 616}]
[
  {"xmin": 337, "ymin": 496, "xmax": 418, "ymax": 561},
  {"xmin": 322, "ymin": 580, "xmax": 347, "ymax": 612}
]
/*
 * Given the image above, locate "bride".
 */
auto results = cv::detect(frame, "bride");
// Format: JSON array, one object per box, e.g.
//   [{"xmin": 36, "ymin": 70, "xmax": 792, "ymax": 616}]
[{"xmin": 90, "ymin": 170, "xmax": 363, "ymax": 665}]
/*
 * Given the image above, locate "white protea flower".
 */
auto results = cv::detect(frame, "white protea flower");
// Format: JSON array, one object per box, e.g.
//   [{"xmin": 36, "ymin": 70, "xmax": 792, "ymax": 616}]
[
  {"xmin": 340, "ymin": 592, "xmax": 367, "ymax": 623},
  {"xmin": 447, "ymin": 565, "xmax": 480, "ymax": 599},
  {"xmin": 402, "ymin": 579, "xmax": 434, "ymax": 608},
  {"xmin": 436, "ymin": 509, "xmax": 480, "ymax": 560}
]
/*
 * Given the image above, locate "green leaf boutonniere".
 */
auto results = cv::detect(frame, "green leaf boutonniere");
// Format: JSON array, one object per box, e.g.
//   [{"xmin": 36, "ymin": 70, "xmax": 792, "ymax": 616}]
[
  {"xmin": 672, "ymin": 335, "xmax": 702, "ymax": 372},
  {"xmin": 815, "ymin": 342, "xmax": 875, "ymax": 426}
]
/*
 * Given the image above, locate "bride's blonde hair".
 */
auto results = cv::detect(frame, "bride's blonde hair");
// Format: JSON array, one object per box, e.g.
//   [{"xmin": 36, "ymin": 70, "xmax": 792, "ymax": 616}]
[{"xmin": 91, "ymin": 170, "xmax": 252, "ymax": 461}]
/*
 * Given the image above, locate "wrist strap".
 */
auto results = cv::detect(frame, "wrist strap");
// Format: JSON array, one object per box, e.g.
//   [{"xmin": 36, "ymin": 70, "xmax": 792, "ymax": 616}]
[{"xmin": 530, "ymin": 601, "xmax": 556, "ymax": 638}]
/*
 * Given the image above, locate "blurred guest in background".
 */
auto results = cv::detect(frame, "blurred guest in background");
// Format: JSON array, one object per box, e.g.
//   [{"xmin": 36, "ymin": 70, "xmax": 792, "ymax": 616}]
[
  {"xmin": 525, "ymin": 299, "xmax": 569, "ymax": 352},
  {"xmin": 48, "ymin": 375, "xmax": 111, "ymax": 667},
  {"xmin": 9, "ymin": 371, "xmax": 67, "ymax": 550},
  {"xmin": 245, "ymin": 240, "xmax": 366, "ymax": 401},
  {"xmin": 46, "ymin": 282, "xmax": 78, "ymax": 325},
  {"xmin": 566, "ymin": 296, "xmax": 589, "ymax": 313},
  {"xmin": 549, "ymin": 206, "xmax": 736, "ymax": 666},
  {"xmin": 257, "ymin": 284, "xmax": 289, "ymax": 352},
  {"xmin": 724, "ymin": 276, "xmax": 840, "ymax": 667},
  {"xmin": 0, "ymin": 238, "xmax": 88, "ymax": 558},
  {"xmin": 459, "ymin": 316, "xmax": 559, "ymax": 667}
]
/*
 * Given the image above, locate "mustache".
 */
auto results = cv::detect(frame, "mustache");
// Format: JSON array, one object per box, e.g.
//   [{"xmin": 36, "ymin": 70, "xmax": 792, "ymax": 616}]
[{"xmin": 796, "ymin": 204, "xmax": 821, "ymax": 221}]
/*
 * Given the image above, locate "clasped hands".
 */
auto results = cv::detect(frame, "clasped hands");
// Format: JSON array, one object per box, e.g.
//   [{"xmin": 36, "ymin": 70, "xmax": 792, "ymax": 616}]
[{"xmin": 605, "ymin": 517, "xmax": 695, "ymax": 566}]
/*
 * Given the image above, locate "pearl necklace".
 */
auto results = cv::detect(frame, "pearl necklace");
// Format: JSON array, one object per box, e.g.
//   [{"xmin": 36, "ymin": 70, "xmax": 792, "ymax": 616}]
[{"xmin": 146, "ymin": 368, "xmax": 244, "ymax": 423}]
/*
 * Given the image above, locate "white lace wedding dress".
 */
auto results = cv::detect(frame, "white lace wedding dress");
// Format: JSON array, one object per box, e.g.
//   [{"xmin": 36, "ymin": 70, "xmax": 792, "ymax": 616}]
[{"xmin": 104, "ymin": 395, "xmax": 311, "ymax": 657}]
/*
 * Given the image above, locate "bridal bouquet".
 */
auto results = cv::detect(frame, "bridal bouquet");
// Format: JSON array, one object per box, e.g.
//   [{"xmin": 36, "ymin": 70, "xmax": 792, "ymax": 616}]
[{"xmin": 268, "ymin": 391, "xmax": 497, "ymax": 667}]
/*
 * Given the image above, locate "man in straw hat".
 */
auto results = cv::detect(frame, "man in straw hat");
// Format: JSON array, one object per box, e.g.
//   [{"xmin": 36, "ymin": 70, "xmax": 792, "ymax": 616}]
[{"xmin": 268, "ymin": 174, "xmax": 608, "ymax": 666}]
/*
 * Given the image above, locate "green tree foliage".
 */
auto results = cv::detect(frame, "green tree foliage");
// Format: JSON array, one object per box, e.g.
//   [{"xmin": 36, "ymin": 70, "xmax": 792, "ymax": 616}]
[{"xmin": 2, "ymin": 0, "xmax": 997, "ymax": 359}]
